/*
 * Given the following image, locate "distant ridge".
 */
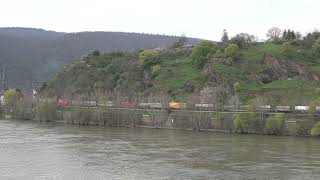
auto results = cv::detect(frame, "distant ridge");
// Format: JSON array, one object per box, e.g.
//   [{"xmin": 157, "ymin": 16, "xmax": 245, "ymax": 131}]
[{"xmin": 0, "ymin": 27, "xmax": 201, "ymax": 89}]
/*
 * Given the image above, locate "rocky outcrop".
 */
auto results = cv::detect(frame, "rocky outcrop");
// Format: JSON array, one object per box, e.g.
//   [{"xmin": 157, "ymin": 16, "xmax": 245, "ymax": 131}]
[{"xmin": 259, "ymin": 55, "xmax": 319, "ymax": 83}]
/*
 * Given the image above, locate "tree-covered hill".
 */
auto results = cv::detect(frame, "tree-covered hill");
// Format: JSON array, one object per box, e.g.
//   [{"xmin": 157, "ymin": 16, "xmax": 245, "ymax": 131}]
[
  {"xmin": 0, "ymin": 27, "xmax": 200, "ymax": 89},
  {"xmin": 42, "ymin": 28, "xmax": 320, "ymax": 106}
]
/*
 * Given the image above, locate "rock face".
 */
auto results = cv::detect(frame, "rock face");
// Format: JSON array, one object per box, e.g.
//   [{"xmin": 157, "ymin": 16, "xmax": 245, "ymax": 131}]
[{"xmin": 259, "ymin": 55, "xmax": 319, "ymax": 83}]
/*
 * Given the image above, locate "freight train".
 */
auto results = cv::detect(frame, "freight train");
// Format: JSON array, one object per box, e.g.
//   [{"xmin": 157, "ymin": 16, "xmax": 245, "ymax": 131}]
[{"xmin": 38, "ymin": 98, "xmax": 316, "ymax": 113}]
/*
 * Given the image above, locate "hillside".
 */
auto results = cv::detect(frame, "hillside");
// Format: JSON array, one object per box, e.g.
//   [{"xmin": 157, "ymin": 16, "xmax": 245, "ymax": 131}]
[
  {"xmin": 42, "ymin": 31, "xmax": 320, "ymax": 106},
  {"xmin": 0, "ymin": 27, "xmax": 199, "ymax": 89}
]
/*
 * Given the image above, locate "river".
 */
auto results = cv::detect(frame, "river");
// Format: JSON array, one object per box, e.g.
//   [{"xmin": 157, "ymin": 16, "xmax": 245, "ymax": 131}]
[{"xmin": 0, "ymin": 120, "xmax": 320, "ymax": 180}]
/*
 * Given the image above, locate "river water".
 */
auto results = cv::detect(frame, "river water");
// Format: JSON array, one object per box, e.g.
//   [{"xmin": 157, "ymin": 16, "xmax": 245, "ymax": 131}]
[{"xmin": 0, "ymin": 120, "xmax": 320, "ymax": 180}]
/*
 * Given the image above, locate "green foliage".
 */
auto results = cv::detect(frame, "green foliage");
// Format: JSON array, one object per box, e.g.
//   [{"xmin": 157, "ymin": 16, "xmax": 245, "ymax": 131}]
[
  {"xmin": 264, "ymin": 114, "xmax": 283, "ymax": 135},
  {"xmin": 139, "ymin": 49, "xmax": 160, "ymax": 67},
  {"xmin": 310, "ymin": 122, "xmax": 320, "ymax": 136},
  {"xmin": 36, "ymin": 102, "xmax": 59, "ymax": 122},
  {"xmin": 313, "ymin": 38, "xmax": 320, "ymax": 54},
  {"xmin": 191, "ymin": 41, "xmax": 217, "ymax": 68},
  {"xmin": 225, "ymin": 44, "xmax": 239, "ymax": 60},
  {"xmin": 42, "ymin": 38, "xmax": 320, "ymax": 103},
  {"xmin": 154, "ymin": 57, "xmax": 204, "ymax": 99},
  {"xmin": 233, "ymin": 111, "xmax": 256, "ymax": 134},
  {"xmin": 151, "ymin": 64, "xmax": 161, "ymax": 77},
  {"xmin": 233, "ymin": 82, "xmax": 241, "ymax": 92}
]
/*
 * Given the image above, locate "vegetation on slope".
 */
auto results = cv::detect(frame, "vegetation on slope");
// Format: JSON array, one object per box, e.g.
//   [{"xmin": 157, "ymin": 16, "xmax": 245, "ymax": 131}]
[{"xmin": 42, "ymin": 28, "xmax": 320, "ymax": 107}]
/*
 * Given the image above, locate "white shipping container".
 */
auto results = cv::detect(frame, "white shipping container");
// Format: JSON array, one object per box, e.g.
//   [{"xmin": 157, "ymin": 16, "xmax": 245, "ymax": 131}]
[{"xmin": 295, "ymin": 106, "xmax": 309, "ymax": 111}]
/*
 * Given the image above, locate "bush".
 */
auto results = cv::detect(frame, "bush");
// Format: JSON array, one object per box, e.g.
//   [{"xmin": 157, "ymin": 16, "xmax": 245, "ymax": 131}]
[
  {"xmin": 191, "ymin": 41, "xmax": 217, "ymax": 68},
  {"xmin": 264, "ymin": 114, "xmax": 283, "ymax": 135},
  {"xmin": 233, "ymin": 82, "xmax": 241, "ymax": 93},
  {"xmin": 233, "ymin": 112, "xmax": 256, "ymax": 134},
  {"xmin": 36, "ymin": 103, "xmax": 59, "ymax": 122},
  {"xmin": 225, "ymin": 44, "xmax": 239, "ymax": 60},
  {"xmin": 151, "ymin": 64, "xmax": 161, "ymax": 77},
  {"xmin": 310, "ymin": 122, "xmax": 320, "ymax": 136}
]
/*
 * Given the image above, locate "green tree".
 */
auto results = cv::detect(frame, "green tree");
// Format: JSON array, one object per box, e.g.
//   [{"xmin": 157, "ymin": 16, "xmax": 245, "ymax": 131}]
[
  {"xmin": 313, "ymin": 37, "xmax": 320, "ymax": 54},
  {"xmin": 221, "ymin": 29, "xmax": 229, "ymax": 43},
  {"xmin": 139, "ymin": 49, "xmax": 160, "ymax": 67},
  {"xmin": 191, "ymin": 41, "xmax": 217, "ymax": 68},
  {"xmin": 225, "ymin": 44, "xmax": 239, "ymax": 60},
  {"xmin": 230, "ymin": 33, "xmax": 255, "ymax": 47}
]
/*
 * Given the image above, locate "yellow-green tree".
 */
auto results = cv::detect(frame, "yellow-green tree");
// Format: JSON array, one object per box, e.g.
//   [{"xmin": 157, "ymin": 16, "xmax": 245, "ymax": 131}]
[
  {"xmin": 225, "ymin": 43, "xmax": 239, "ymax": 60},
  {"xmin": 139, "ymin": 49, "xmax": 160, "ymax": 68}
]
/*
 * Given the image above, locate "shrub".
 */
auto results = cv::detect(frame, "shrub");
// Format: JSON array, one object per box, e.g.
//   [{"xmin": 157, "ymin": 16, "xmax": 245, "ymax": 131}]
[
  {"xmin": 191, "ymin": 41, "xmax": 217, "ymax": 68},
  {"xmin": 233, "ymin": 112, "xmax": 256, "ymax": 134},
  {"xmin": 225, "ymin": 44, "xmax": 239, "ymax": 60},
  {"xmin": 151, "ymin": 64, "xmax": 161, "ymax": 77},
  {"xmin": 233, "ymin": 82, "xmax": 241, "ymax": 93},
  {"xmin": 264, "ymin": 114, "xmax": 283, "ymax": 135},
  {"xmin": 36, "ymin": 103, "xmax": 59, "ymax": 122},
  {"xmin": 310, "ymin": 122, "xmax": 320, "ymax": 136}
]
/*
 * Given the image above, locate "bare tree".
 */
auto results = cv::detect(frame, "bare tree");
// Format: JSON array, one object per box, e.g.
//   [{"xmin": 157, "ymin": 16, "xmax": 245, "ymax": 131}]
[{"xmin": 266, "ymin": 27, "xmax": 282, "ymax": 41}]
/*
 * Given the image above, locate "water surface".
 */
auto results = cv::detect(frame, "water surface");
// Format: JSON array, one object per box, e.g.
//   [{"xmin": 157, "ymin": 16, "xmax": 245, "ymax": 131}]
[{"xmin": 0, "ymin": 120, "xmax": 319, "ymax": 180}]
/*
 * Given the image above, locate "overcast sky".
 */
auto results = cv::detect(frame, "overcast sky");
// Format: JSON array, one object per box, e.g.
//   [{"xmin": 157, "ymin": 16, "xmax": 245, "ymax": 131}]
[{"xmin": 0, "ymin": 0, "xmax": 319, "ymax": 40}]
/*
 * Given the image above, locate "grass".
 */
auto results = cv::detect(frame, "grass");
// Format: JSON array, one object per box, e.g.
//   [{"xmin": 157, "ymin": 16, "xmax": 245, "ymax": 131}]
[{"xmin": 153, "ymin": 56, "xmax": 204, "ymax": 100}]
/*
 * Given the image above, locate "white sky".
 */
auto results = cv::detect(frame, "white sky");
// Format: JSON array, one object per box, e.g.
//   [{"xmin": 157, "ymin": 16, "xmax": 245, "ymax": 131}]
[{"xmin": 0, "ymin": 0, "xmax": 319, "ymax": 40}]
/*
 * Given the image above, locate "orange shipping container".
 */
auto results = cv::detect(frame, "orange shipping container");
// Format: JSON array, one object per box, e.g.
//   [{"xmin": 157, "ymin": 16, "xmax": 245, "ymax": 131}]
[{"xmin": 169, "ymin": 102, "xmax": 186, "ymax": 109}]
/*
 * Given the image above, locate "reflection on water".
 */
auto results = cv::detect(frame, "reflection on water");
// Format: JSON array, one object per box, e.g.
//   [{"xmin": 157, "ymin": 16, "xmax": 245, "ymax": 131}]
[{"xmin": 0, "ymin": 120, "xmax": 319, "ymax": 180}]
